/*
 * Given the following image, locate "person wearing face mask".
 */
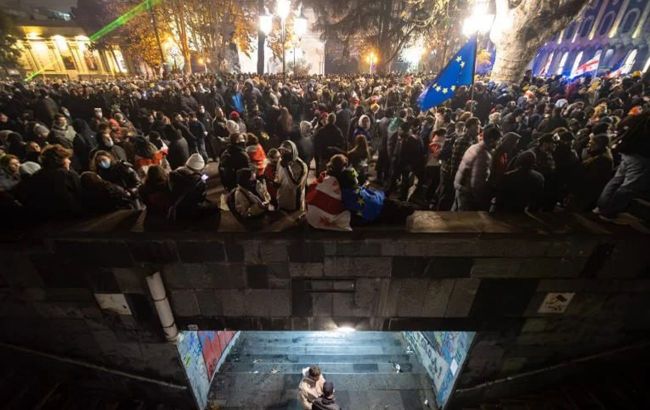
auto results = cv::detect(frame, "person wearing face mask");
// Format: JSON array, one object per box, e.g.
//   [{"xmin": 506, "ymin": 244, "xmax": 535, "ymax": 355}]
[
  {"xmin": 90, "ymin": 151, "xmax": 141, "ymax": 196},
  {"xmin": 219, "ymin": 133, "xmax": 251, "ymax": 191},
  {"xmin": 20, "ymin": 144, "xmax": 84, "ymax": 219},
  {"xmin": 92, "ymin": 123, "xmax": 128, "ymax": 163},
  {"xmin": 276, "ymin": 140, "xmax": 308, "ymax": 212}
]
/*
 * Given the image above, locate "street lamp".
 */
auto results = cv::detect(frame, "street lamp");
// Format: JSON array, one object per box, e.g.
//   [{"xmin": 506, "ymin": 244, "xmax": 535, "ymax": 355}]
[
  {"xmin": 366, "ymin": 51, "xmax": 377, "ymax": 74},
  {"xmin": 462, "ymin": 0, "xmax": 494, "ymax": 101},
  {"xmin": 277, "ymin": 0, "xmax": 291, "ymax": 76},
  {"xmin": 462, "ymin": 0, "xmax": 494, "ymax": 37},
  {"xmin": 292, "ymin": 11, "xmax": 307, "ymax": 76}
]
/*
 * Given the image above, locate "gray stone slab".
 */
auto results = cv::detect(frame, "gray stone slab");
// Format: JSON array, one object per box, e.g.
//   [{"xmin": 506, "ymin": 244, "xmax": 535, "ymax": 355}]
[
  {"xmin": 445, "ymin": 278, "xmax": 480, "ymax": 317},
  {"xmin": 324, "ymin": 257, "xmax": 391, "ymax": 277},
  {"xmin": 169, "ymin": 289, "xmax": 200, "ymax": 317}
]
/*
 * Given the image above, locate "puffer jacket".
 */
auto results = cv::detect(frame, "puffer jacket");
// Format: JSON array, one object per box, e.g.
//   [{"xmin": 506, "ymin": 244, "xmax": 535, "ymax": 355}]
[
  {"xmin": 276, "ymin": 140, "xmax": 308, "ymax": 212},
  {"xmin": 454, "ymin": 141, "xmax": 492, "ymax": 206}
]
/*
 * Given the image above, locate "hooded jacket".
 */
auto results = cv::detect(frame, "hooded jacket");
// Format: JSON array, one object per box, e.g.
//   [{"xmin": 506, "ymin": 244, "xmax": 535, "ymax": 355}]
[
  {"xmin": 297, "ymin": 374, "xmax": 325, "ymax": 410},
  {"xmin": 276, "ymin": 140, "xmax": 308, "ymax": 212}
]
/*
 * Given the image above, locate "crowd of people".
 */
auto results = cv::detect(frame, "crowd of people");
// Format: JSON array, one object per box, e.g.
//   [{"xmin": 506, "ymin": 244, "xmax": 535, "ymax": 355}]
[{"xmin": 0, "ymin": 68, "xmax": 648, "ymax": 230}]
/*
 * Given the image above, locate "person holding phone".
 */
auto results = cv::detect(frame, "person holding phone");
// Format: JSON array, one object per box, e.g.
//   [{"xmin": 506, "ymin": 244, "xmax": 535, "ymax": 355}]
[{"xmin": 168, "ymin": 153, "xmax": 217, "ymax": 221}]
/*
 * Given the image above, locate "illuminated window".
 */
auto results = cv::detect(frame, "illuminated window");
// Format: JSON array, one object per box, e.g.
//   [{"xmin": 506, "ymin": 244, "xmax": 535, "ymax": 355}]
[
  {"xmin": 564, "ymin": 23, "xmax": 577, "ymax": 41},
  {"xmin": 621, "ymin": 49, "xmax": 638, "ymax": 74},
  {"xmin": 598, "ymin": 12, "xmax": 616, "ymax": 36},
  {"xmin": 620, "ymin": 9, "xmax": 640, "ymax": 34},
  {"xmin": 570, "ymin": 51, "xmax": 584, "ymax": 76},
  {"xmin": 580, "ymin": 16, "xmax": 594, "ymax": 38},
  {"xmin": 556, "ymin": 51, "xmax": 569, "ymax": 75}
]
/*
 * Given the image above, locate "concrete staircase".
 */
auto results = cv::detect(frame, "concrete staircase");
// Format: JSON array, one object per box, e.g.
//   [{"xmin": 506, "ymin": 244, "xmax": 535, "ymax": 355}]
[{"xmin": 209, "ymin": 331, "xmax": 438, "ymax": 409}]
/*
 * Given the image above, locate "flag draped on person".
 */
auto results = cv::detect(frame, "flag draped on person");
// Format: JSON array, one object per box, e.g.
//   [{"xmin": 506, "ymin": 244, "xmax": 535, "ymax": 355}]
[{"xmin": 418, "ymin": 35, "xmax": 477, "ymax": 111}]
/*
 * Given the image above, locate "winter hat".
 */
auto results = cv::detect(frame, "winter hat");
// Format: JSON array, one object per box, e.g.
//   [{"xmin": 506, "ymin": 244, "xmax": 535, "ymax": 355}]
[
  {"xmin": 230, "ymin": 111, "xmax": 240, "ymax": 120},
  {"xmin": 323, "ymin": 381, "xmax": 334, "ymax": 397},
  {"xmin": 226, "ymin": 120, "xmax": 240, "ymax": 135},
  {"xmin": 185, "ymin": 153, "xmax": 205, "ymax": 172},
  {"xmin": 19, "ymin": 161, "xmax": 41, "ymax": 176},
  {"xmin": 555, "ymin": 98, "xmax": 568, "ymax": 108}
]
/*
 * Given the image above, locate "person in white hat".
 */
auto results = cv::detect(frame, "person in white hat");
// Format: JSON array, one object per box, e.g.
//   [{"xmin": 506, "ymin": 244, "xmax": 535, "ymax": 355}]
[{"xmin": 168, "ymin": 153, "xmax": 215, "ymax": 220}]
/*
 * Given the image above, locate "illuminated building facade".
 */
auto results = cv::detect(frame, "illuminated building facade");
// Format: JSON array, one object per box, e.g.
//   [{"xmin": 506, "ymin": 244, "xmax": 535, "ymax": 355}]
[
  {"xmin": 15, "ymin": 20, "xmax": 128, "ymax": 80},
  {"xmin": 532, "ymin": 0, "xmax": 650, "ymax": 77}
]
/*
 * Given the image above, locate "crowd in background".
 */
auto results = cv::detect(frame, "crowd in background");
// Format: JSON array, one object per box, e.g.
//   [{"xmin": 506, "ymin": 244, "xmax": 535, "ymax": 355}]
[{"xmin": 0, "ymin": 69, "xmax": 648, "ymax": 230}]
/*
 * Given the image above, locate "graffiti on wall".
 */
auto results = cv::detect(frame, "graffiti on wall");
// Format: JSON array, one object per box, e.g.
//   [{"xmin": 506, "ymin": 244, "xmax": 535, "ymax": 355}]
[
  {"xmin": 177, "ymin": 331, "xmax": 210, "ymax": 410},
  {"xmin": 405, "ymin": 331, "xmax": 475, "ymax": 409},
  {"xmin": 198, "ymin": 330, "xmax": 236, "ymax": 381}
]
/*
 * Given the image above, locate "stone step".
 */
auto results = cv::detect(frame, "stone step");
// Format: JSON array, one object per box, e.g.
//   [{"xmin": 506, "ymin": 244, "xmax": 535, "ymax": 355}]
[
  {"xmin": 238, "ymin": 331, "xmax": 405, "ymax": 343},
  {"xmin": 212, "ymin": 372, "xmax": 434, "ymax": 394},
  {"xmin": 233, "ymin": 344, "xmax": 409, "ymax": 355},
  {"xmin": 220, "ymin": 361, "xmax": 419, "ymax": 374},
  {"xmin": 225, "ymin": 353, "xmax": 416, "ymax": 364},
  {"xmin": 216, "ymin": 388, "xmax": 437, "ymax": 410}
]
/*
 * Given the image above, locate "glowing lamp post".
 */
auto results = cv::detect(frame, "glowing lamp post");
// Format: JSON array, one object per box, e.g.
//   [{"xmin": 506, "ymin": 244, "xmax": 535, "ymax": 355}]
[
  {"xmin": 462, "ymin": 0, "xmax": 494, "ymax": 101},
  {"xmin": 292, "ymin": 12, "xmax": 307, "ymax": 76},
  {"xmin": 367, "ymin": 52, "xmax": 377, "ymax": 74}
]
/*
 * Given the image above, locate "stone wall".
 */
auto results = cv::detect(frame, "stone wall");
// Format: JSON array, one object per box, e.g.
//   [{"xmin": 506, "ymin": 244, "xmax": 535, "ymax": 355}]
[{"xmin": 0, "ymin": 211, "xmax": 649, "ymax": 405}]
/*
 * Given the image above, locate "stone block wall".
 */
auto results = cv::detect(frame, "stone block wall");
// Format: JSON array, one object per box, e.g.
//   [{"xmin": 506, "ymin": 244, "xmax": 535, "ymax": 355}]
[{"xmin": 0, "ymin": 211, "xmax": 649, "ymax": 405}]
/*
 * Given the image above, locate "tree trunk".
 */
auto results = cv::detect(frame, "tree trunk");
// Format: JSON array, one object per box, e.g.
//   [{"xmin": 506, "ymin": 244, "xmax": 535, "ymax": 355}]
[
  {"xmin": 257, "ymin": 0, "xmax": 265, "ymax": 74},
  {"xmin": 489, "ymin": 0, "xmax": 590, "ymax": 84},
  {"xmin": 490, "ymin": 34, "xmax": 539, "ymax": 84}
]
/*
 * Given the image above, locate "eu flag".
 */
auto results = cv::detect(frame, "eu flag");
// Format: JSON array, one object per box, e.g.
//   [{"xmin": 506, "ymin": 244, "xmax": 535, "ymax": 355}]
[{"xmin": 418, "ymin": 36, "xmax": 477, "ymax": 111}]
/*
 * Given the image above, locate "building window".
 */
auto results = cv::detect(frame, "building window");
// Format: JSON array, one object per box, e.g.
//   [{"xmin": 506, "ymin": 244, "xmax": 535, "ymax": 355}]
[
  {"xmin": 600, "ymin": 48, "xmax": 614, "ymax": 67},
  {"xmin": 564, "ymin": 22, "xmax": 577, "ymax": 41},
  {"xmin": 621, "ymin": 49, "xmax": 637, "ymax": 74},
  {"xmin": 570, "ymin": 51, "xmax": 584, "ymax": 76},
  {"xmin": 598, "ymin": 12, "xmax": 616, "ymax": 36},
  {"xmin": 556, "ymin": 51, "xmax": 569, "ymax": 75},
  {"xmin": 620, "ymin": 9, "xmax": 640, "ymax": 34},
  {"xmin": 580, "ymin": 17, "xmax": 594, "ymax": 38}
]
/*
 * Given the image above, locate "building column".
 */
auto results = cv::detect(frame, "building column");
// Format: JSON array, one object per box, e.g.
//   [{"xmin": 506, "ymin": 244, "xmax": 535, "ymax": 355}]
[
  {"xmin": 633, "ymin": 0, "xmax": 650, "ymax": 39},
  {"xmin": 609, "ymin": 0, "xmax": 630, "ymax": 38},
  {"xmin": 589, "ymin": 0, "xmax": 610, "ymax": 40}
]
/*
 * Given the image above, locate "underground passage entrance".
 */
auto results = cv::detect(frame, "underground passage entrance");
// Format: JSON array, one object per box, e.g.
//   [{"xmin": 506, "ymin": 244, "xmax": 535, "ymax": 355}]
[{"xmin": 176, "ymin": 330, "xmax": 475, "ymax": 409}]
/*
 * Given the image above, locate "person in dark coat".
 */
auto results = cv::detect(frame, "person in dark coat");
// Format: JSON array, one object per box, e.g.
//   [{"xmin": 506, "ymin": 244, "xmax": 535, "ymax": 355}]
[
  {"xmin": 169, "ymin": 153, "xmax": 216, "ymax": 220},
  {"xmin": 219, "ymin": 133, "xmax": 251, "ymax": 191},
  {"xmin": 72, "ymin": 119, "xmax": 98, "ymax": 171},
  {"xmin": 164, "ymin": 124, "xmax": 190, "ymax": 170},
  {"xmin": 566, "ymin": 133, "xmax": 613, "ymax": 212},
  {"xmin": 80, "ymin": 171, "xmax": 134, "ymax": 213},
  {"xmin": 90, "ymin": 150, "xmax": 140, "ymax": 195},
  {"xmin": 493, "ymin": 151, "xmax": 544, "ymax": 212},
  {"xmin": 335, "ymin": 101, "xmax": 352, "ymax": 143},
  {"xmin": 188, "ymin": 112, "xmax": 209, "ymax": 160},
  {"xmin": 92, "ymin": 123, "xmax": 128, "ymax": 163},
  {"xmin": 20, "ymin": 144, "xmax": 84, "ymax": 218},
  {"xmin": 313, "ymin": 113, "xmax": 346, "ymax": 173},
  {"xmin": 139, "ymin": 165, "xmax": 174, "ymax": 222},
  {"xmin": 311, "ymin": 381, "xmax": 341, "ymax": 410}
]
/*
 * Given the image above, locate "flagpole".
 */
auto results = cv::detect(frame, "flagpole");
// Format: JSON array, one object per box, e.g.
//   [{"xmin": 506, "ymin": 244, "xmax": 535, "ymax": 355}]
[{"xmin": 470, "ymin": 34, "xmax": 478, "ymax": 110}]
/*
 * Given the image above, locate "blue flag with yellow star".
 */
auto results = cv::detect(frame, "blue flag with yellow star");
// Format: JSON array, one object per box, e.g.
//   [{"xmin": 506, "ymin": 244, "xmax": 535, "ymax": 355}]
[{"xmin": 418, "ymin": 35, "xmax": 477, "ymax": 111}]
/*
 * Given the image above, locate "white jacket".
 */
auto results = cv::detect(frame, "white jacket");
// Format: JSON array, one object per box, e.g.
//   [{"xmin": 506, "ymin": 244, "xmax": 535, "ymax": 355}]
[
  {"xmin": 454, "ymin": 141, "xmax": 491, "ymax": 199},
  {"xmin": 276, "ymin": 140, "xmax": 308, "ymax": 212}
]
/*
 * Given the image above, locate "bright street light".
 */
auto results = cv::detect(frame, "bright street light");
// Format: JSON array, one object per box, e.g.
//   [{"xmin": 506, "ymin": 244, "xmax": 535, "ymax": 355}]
[
  {"xmin": 276, "ymin": 0, "xmax": 291, "ymax": 21},
  {"xmin": 462, "ymin": 0, "xmax": 495, "ymax": 37},
  {"xmin": 259, "ymin": 14, "xmax": 273, "ymax": 36},
  {"xmin": 294, "ymin": 13, "xmax": 308, "ymax": 38}
]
